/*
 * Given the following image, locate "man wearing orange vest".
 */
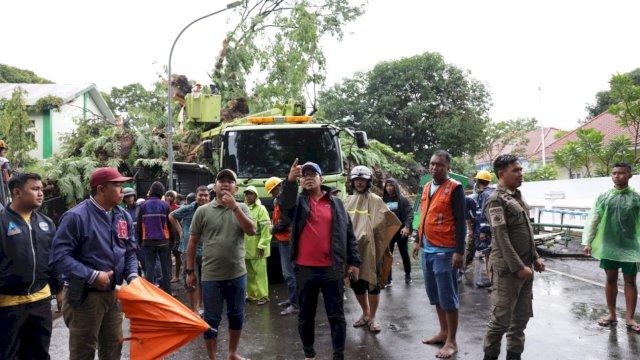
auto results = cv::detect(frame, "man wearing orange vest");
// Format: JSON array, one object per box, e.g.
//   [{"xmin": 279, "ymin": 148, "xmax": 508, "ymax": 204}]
[{"xmin": 412, "ymin": 150, "xmax": 466, "ymax": 359}]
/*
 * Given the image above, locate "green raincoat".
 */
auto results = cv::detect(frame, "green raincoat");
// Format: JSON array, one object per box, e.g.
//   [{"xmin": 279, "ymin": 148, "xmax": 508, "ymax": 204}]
[
  {"xmin": 244, "ymin": 186, "xmax": 271, "ymax": 301},
  {"xmin": 582, "ymin": 187, "xmax": 640, "ymax": 262}
]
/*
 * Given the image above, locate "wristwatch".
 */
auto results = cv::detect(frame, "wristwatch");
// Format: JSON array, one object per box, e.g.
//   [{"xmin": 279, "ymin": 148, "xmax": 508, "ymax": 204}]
[{"xmin": 185, "ymin": 269, "xmax": 195, "ymax": 275}]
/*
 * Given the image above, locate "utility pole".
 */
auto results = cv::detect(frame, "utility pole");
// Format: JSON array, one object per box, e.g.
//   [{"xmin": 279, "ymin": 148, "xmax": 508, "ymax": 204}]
[
  {"xmin": 538, "ymin": 86, "xmax": 546, "ymax": 167},
  {"xmin": 166, "ymin": 1, "xmax": 242, "ymax": 190}
]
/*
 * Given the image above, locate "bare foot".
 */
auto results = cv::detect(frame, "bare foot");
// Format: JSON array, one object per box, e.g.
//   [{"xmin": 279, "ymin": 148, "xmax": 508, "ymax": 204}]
[
  {"xmin": 228, "ymin": 355, "xmax": 246, "ymax": 360},
  {"xmin": 435, "ymin": 342, "xmax": 458, "ymax": 358},
  {"xmin": 422, "ymin": 333, "xmax": 446, "ymax": 344},
  {"xmin": 597, "ymin": 315, "xmax": 618, "ymax": 327},
  {"xmin": 626, "ymin": 320, "xmax": 640, "ymax": 333}
]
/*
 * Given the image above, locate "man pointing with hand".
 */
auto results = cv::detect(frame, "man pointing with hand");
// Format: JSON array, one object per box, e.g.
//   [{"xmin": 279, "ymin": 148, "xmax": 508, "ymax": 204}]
[
  {"xmin": 186, "ymin": 169, "xmax": 256, "ymax": 360},
  {"xmin": 279, "ymin": 158, "xmax": 361, "ymax": 360}
]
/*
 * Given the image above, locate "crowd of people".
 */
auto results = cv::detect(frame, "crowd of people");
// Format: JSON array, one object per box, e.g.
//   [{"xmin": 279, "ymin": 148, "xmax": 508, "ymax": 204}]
[{"xmin": 0, "ymin": 147, "xmax": 639, "ymax": 360}]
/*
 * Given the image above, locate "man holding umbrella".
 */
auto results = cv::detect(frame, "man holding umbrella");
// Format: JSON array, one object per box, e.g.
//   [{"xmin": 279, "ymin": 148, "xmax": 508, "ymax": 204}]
[{"xmin": 50, "ymin": 167, "xmax": 139, "ymax": 360}]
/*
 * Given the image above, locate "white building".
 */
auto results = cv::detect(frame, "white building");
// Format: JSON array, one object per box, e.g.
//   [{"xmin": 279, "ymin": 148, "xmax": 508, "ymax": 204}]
[{"xmin": 0, "ymin": 83, "xmax": 115, "ymax": 160}]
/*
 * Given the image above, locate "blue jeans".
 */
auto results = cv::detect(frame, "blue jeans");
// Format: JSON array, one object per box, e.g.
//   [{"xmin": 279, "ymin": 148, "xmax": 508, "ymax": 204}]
[
  {"xmin": 421, "ymin": 251, "xmax": 459, "ymax": 311},
  {"xmin": 296, "ymin": 265, "xmax": 346, "ymax": 360},
  {"xmin": 143, "ymin": 244, "xmax": 172, "ymax": 294},
  {"xmin": 201, "ymin": 274, "xmax": 247, "ymax": 339},
  {"xmin": 278, "ymin": 241, "xmax": 297, "ymax": 305}
]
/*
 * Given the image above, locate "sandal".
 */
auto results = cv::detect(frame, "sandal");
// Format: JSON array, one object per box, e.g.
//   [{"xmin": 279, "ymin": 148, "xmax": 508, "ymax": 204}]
[
  {"xmin": 627, "ymin": 323, "xmax": 640, "ymax": 333},
  {"xmin": 368, "ymin": 320, "xmax": 382, "ymax": 333},
  {"xmin": 597, "ymin": 317, "xmax": 618, "ymax": 327},
  {"xmin": 353, "ymin": 316, "xmax": 369, "ymax": 328}
]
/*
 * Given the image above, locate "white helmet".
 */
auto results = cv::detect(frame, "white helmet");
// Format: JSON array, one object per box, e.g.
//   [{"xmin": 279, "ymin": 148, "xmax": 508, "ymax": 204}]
[{"xmin": 350, "ymin": 165, "xmax": 372, "ymax": 180}]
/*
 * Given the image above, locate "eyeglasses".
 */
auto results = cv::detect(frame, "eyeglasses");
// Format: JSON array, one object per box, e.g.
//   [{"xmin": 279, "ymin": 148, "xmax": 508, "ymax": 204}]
[{"xmin": 301, "ymin": 171, "xmax": 318, "ymax": 178}]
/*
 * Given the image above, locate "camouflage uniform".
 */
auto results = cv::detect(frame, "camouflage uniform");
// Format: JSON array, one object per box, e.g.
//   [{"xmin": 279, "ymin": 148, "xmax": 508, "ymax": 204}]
[{"xmin": 482, "ymin": 184, "xmax": 540, "ymax": 359}]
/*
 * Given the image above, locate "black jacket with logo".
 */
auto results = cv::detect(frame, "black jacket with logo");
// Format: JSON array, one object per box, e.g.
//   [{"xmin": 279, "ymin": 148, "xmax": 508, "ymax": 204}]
[
  {"xmin": 279, "ymin": 181, "xmax": 361, "ymax": 268},
  {"xmin": 0, "ymin": 204, "xmax": 57, "ymax": 296}
]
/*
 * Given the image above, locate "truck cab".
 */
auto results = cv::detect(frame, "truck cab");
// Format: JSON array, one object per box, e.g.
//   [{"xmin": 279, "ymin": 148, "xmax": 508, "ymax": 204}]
[{"xmin": 219, "ymin": 120, "xmax": 347, "ymax": 206}]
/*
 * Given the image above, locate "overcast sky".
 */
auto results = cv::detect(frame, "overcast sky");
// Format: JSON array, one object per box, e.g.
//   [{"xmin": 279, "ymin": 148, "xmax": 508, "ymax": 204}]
[{"xmin": 2, "ymin": 0, "xmax": 639, "ymax": 130}]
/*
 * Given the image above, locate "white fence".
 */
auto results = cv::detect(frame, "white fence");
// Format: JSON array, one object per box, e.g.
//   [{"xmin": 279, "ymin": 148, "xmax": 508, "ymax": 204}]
[{"xmin": 520, "ymin": 176, "xmax": 640, "ymax": 229}]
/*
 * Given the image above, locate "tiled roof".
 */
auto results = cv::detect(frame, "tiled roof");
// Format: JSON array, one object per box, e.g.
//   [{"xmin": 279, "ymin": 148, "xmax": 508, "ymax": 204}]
[
  {"xmin": 532, "ymin": 112, "xmax": 633, "ymax": 160},
  {"xmin": 475, "ymin": 127, "xmax": 561, "ymax": 165}
]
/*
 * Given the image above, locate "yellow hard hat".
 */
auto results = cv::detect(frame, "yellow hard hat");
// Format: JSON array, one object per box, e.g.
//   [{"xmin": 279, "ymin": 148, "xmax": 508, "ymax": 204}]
[
  {"xmin": 0, "ymin": 140, "xmax": 6, "ymax": 148},
  {"xmin": 265, "ymin": 177, "xmax": 283, "ymax": 194},
  {"xmin": 474, "ymin": 170, "xmax": 492, "ymax": 182}
]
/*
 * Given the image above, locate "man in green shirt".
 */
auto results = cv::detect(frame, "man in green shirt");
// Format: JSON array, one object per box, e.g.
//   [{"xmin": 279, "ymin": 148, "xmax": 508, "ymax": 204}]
[{"xmin": 186, "ymin": 169, "xmax": 256, "ymax": 360}]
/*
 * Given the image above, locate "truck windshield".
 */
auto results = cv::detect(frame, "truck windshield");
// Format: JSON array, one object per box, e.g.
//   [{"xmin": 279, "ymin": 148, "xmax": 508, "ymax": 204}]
[{"xmin": 223, "ymin": 127, "xmax": 342, "ymax": 178}]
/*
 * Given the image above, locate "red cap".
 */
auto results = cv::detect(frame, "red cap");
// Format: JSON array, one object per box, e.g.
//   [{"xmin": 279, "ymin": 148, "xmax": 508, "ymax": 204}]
[{"xmin": 90, "ymin": 167, "xmax": 132, "ymax": 188}]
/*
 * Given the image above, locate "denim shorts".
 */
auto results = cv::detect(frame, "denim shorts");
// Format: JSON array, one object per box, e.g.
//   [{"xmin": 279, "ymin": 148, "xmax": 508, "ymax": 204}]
[
  {"xmin": 201, "ymin": 274, "xmax": 247, "ymax": 339},
  {"xmin": 421, "ymin": 251, "xmax": 459, "ymax": 311}
]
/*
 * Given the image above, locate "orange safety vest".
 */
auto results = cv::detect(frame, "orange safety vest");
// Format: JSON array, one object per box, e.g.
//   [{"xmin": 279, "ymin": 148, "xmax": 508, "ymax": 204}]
[
  {"xmin": 417, "ymin": 178, "xmax": 460, "ymax": 249},
  {"xmin": 272, "ymin": 202, "xmax": 291, "ymax": 242}
]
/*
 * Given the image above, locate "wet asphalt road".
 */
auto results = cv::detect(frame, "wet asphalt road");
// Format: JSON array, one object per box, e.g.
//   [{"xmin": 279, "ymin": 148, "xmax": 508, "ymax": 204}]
[{"xmin": 49, "ymin": 247, "xmax": 640, "ymax": 359}]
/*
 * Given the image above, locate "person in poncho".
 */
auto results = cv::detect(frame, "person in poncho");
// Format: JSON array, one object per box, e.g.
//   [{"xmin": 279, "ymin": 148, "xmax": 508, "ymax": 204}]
[
  {"xmin": 582, "ymin": 162, "xmax": 640, "ymax": 333},
  {"xmin": 243, "ymin": 186, "xmax": 272, "ymax": 304},
  {"xmin": 344, "ymin": 166, "xmax": 401, "ymax": 333}
]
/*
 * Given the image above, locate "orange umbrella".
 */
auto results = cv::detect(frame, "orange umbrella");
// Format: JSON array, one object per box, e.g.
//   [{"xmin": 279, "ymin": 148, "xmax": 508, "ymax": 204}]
[{"xmin": 117, "ymin": 277, "xmax": 210, "ymax": 360}]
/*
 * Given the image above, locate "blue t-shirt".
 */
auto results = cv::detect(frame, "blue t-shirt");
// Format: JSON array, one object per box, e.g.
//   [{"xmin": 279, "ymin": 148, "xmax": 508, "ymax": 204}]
[{"xmin": 171, "ymin": 202, "xmax": 202, "ymax": 255}]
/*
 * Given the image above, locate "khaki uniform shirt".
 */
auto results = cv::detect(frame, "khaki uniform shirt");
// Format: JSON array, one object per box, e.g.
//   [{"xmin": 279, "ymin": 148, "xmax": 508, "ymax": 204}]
[{"xmin": 485, "ymin": 184, "xmax": 539, "ymax": 273}]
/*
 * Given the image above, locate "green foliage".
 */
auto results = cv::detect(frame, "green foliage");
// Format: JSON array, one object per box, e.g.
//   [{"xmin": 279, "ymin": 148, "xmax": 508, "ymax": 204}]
[
  {"xmin": 0, "ymin": 63, "xmax": 53, "ymax": 83},
  {"xmin": 212, "ymin": 0, "xmax": 365, "ymax": 111},
  {"xmin": 0, "ymin": 87, "xmax": 36, "ymax": 168},
  {"xmin": 553, "ymin": 128, "xmax": 633, "ymax": 178},
  {"xmin": 480, "ymin": 118, "xmax": 537, "ymax": 165},
  {"xmin": 106, "ymin": 82, "xmax": 166, "ymax": 129},
  {"xmin": 41, "ymin": 156, "xmax": 98, "ymax": 204},
  {"xmin": 60, "ymin": 117, "xmax": 106, "ymax": 157},
  {"xmin": 553, "ymin": 142, "xmax": 583, "ymax": 178},
  {"xmin": 554, "ymin": 129, "xmax": 569, "ymax": 139},
  {"xmin": 341, "ymin": 136, "xmax": 416, "ymax": 179},
  {"xmin": 525, "ymin": 159, "xmax": 558, "ymax": 181},
  {"xmin": 594, "ymin": 135, "xmax": 633, "ymax": 176},
  {"xmin": 135, "ymin": 129, "xmax": 165, "ymax": 158},
  {"xmin": 82, "ymin": 127, "xmax": 123, "ymax": 159},
  {"xmin": 33, "ymin": 95, "xmax": 63, "ymax": 112},
  {"xmin": 133, "ymin": 158, "xmax": 168, "ymax": 181},
  {"xmin": 585, "ymin": 68, "xmax": 640, "ymax": 121},
  {"xmin": 319, "ymin": 52, "xmax": 492, "ymax": 164},
  {"xmin": 451, "ymin": 156, "xmax": 477, "ymax": 178},
  {"xmin": 574, "ymin": 128, "xmax": 604, "ymax": 177},
  {"xmin": 608, "ymin": 73, "xmax": 640, "ymax": 163}
]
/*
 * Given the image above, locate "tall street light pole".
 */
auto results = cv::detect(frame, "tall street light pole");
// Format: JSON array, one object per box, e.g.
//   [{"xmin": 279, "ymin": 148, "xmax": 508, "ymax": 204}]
[{"xmin": 166, "ymin": 1, "xmax": 243, "ymax": 190}]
